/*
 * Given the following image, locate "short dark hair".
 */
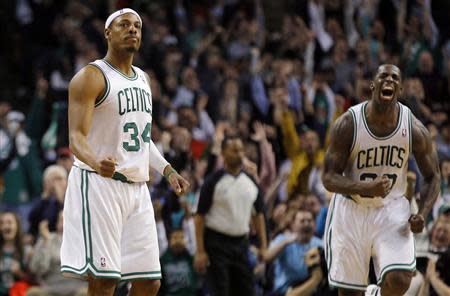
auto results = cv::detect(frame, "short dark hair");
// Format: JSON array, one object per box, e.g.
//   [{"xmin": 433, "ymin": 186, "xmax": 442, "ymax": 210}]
[{"xmin": 375, "ymin": 64, "xmax": 401, "ymax": 79}]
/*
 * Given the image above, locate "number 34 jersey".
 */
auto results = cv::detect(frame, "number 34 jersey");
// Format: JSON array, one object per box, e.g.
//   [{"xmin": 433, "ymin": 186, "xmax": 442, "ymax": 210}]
[
  {"xmin": 345, "ymin": 101, "xmax": 412, "ymax": 207},
  {"xmin": 73, "ymin": 59, "xmax": 153, "ymax": 182}
]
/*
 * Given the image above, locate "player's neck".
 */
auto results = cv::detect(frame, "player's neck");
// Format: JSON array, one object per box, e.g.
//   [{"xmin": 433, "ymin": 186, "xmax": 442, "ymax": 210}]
[
  {"xmin": 104, "ymin": 51, "xmax": 134, "ymax": 76},
  {"xmin": 367, "ymin": 100, "xmax": 398, "ymax": 124}
]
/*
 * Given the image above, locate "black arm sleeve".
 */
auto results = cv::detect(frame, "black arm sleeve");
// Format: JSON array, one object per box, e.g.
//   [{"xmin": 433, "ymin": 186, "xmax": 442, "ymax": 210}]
[
  {"xmin": 253, "ymin": 189, "xmax": 265, "ymax": 213},
  {"xmin": 196, "ymin": 170, "xmax": 225, "ymax": 215}
]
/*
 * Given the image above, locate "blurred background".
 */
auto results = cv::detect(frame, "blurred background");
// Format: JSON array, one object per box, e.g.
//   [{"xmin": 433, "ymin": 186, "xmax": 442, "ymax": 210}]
[{"xmin": 0, "ymin": 0, "xmax": 449, "ymax": 295}]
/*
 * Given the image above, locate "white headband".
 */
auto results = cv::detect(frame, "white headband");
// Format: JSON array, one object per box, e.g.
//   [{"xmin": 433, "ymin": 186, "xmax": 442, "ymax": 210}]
[{"xmin": 105, "ymin": 8, "xmax": 142, "ymax": 29}]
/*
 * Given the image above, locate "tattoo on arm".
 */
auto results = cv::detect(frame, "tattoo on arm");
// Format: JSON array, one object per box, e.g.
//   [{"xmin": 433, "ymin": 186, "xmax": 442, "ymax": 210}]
[
  {"xmin": 322, "ymin": 112, "xmax": 367, "ymax": 195},
  {"xmin": 411, "ymin": 115, "xmax": 440, "ymax": 218}
]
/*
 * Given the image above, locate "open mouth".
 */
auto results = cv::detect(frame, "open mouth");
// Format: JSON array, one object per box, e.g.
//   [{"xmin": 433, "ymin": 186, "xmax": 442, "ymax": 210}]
[
  {"xmin": 2, "ymin": 229, "xmax": 12, "ymax": 237},
  {"xmin": 380, "ymin": 87, "xmax": 394, "ymax": 100}
]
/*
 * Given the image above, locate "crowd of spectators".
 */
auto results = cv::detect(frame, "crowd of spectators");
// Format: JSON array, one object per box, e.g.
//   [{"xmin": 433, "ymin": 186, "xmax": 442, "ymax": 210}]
[{"xmin": 0, "ymin": 0, "xmax": 450, "ymax": 295}]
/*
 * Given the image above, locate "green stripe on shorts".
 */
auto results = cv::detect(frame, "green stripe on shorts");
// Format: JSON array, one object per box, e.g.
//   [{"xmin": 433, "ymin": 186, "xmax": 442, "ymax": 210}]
[
  {"xmin": 85, "ymin": 171, "xmax": 94, "ymax": 263},
  {"xmin": 328, "ymin": 277, "xmax": 367, "ymax": 291},
  {"xmin": 88, "ymin": 267, "xmax": 121, "ymax": 279},
  {"xmin": 325, "ymin": 194, "xmax": 337, "ymax": 271},
  {"xmin": 121, "ymin": 271, "xmax": 162, "ymax": 281},
  {"xmin": 81, "ymin": 170, "xmax": 89, "ymax": 262},
  {"xmin": 61, "ymin": 264, "xmax": 88, "ymax": 273},
  {"xmin": 377, "ymin": 241, "xmax": 416, "ymax": 285},
  {"xmin": 325, "ymin": 195, "xmax": 368, "ymax": 291}
]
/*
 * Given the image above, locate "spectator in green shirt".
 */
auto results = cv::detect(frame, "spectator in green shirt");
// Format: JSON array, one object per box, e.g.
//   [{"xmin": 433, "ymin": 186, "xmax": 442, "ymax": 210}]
[{"xmin": 160, "ymin": 229, "xmax": 198, "ymax": 296}]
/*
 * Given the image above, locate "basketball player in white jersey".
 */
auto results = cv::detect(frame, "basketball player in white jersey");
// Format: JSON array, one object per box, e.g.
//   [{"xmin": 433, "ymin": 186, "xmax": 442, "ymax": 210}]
[
  {"xmin": 60, "ymin": 9, "xmax": 190, "ymax": 296},
  {"xmin": 322, "ymin": 64, "xmax": 440, "ymax": 296}
]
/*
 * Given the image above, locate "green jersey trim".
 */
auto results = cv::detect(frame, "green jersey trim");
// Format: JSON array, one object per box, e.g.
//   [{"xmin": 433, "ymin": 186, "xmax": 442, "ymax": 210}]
[
  {"xmin": 408, "ymin": 109, "xmax": 413, "ymax": 153},
  {"xmin": 101, "ymin": 59, "xmax": 138, "ymax": 80},
  {"xmin": 362, "ymin": 102, "xmax": 403, "ymax": 140},
  {"xmin": 88, "ymin": 63, "xmax": 111, "ymax": 107},
  {"xmin": 348, "ymin": 109, "xmax": 357, "ymax": 154}
]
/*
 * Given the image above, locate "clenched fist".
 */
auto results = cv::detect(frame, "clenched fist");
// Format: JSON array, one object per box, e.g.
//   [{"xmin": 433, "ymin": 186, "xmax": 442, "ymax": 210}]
[
  {"xmin": 409, "ymin": 214, "xmax": 425, "ymax": 233},
  {"xmin": 365, "ymin": 175, "xmax": 392, "ymax": 198},
  {"xmin": 94, "ymin": 157, "xmax": 116, "ymax": 178}
]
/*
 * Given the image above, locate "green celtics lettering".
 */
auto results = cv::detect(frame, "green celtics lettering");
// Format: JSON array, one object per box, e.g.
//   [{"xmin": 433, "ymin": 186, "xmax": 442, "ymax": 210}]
[{"xmin": 118, "ymin": 87, "xmax": 151, "ymax": 115}]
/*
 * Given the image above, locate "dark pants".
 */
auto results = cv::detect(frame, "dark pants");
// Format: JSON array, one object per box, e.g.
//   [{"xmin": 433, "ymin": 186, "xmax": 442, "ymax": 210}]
[{"xmin": 204, "ymin": 228, "xmax": 255, "ymax": 296}]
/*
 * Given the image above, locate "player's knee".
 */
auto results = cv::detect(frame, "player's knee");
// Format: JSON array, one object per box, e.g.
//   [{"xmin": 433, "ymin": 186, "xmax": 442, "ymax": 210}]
[
  {"xmin": 88, "ymin": 276, "xmax": 118, "ymax": 293},
  {"xmin": 149, "ymin": 279, "xmax": 161, "ymax": 292},
  {"xmin": 132, "ymin": 279, "xmax": 161, "ymax": 294},
  {"xmin": 384, "ymin": 270, "xmax": 412, "ymax": 293}
]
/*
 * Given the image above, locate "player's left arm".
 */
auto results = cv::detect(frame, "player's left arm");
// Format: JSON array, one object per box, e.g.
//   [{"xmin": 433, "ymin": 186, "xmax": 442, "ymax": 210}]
[
  {"xmin": 143, "ymin": 72, "xmax": 190, "ymax": 195},
  {"xmin": 410, "ymin": 114, "xmax": 440, "ymax": 233}
]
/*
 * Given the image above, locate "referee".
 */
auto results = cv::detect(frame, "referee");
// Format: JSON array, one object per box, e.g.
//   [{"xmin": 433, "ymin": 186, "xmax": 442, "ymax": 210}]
[{"xmin": 194, "ymin": 135, "xmax": 267, "ymax": 296}]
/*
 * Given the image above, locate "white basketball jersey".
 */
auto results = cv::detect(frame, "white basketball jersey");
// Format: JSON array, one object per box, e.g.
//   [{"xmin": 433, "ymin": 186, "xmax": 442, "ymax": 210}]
[
  {"xmin": 345, "ymin": 101, "xmax": 412, "ymax": 207},
  {"xmin": 74, "ymin": 59, "xmax": 153, "ymax": 182}
]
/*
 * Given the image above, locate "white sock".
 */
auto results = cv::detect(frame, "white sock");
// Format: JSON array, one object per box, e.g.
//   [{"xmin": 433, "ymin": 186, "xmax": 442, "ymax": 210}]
[
  {"xmin": 366, "ymin": 285, "xmax": 381, "ymax": 296},
  {"xmin": 375, "ymin": 286, "xmax": 381, "ymax": 296}
]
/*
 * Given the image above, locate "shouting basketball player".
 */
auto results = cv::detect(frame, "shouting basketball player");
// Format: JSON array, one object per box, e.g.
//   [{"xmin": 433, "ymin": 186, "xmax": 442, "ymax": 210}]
[{"xmin": 322, "ymin": 64, "xmax": 440, "ymax": 296}]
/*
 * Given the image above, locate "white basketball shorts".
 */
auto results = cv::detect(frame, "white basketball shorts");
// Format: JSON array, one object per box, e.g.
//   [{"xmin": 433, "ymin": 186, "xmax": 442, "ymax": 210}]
[
  {"xmin": 324, "ymin": 194, "xmax": 415, "ymax": 291},
  {"xmin": 61, "ymin": 166, "xmax": 161, "ymax": 281}
]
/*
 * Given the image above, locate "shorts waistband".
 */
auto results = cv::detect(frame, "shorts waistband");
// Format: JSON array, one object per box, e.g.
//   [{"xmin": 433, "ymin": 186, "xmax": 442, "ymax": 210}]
[
  {"xmin": 72, "ymin": 165, "xmax": 133, "ymax": 184},
  {"xmin": 341, "ymin": 195, "xmax": 356, "ymax": 202},
  {"xmin": 343, "ymin": 194, "xmax": 403, "ymax": 201}
]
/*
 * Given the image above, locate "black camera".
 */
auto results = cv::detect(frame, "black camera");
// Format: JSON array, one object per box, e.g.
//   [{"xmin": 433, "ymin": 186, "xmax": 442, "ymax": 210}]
[
  {"xmin": 416, "ymin": 256, "xmax": 429, "ymax": 275},
  {"xmin": 307, "ymin": 247, "xmax": 327, "ymax": 276},
  {"xmin": 436, "ymin": 250, "xmax": 450, "ymax": 285}
]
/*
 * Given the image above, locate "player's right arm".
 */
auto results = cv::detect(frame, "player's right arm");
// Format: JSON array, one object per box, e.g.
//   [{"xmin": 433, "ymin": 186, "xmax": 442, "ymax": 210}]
[
  {"xmin": 68, "ymin": 65, "xmax": 115, "ymax": 178},
  {"xmin": 322, "ymin": 112, "xmax": 391, "ymax": 197}
]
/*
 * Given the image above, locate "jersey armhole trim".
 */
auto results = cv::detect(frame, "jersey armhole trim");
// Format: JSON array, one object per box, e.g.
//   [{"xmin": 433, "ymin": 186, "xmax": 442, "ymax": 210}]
[
  {"xmin": 88, "ymin": 63, "xmax": 110, "ymax": 108},
  {"xmin": 408, "ymin": 109, "xmax": 412, "ymax": 154},
  {"xmin": 348, "ymin": 108, "xmax": 357, "ymax": 154}
]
